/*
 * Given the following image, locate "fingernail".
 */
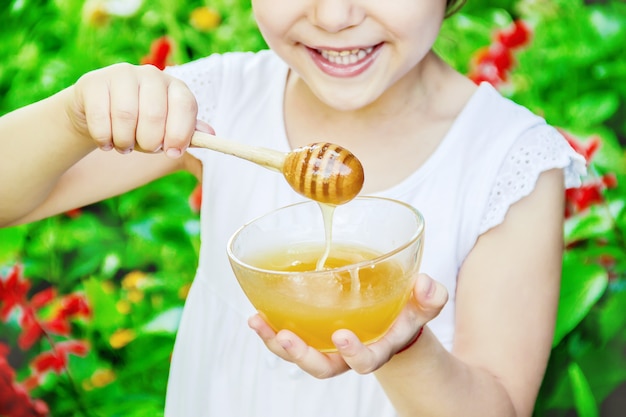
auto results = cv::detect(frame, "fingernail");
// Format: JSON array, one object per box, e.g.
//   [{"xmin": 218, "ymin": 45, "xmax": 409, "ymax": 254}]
[
  {"xmin": 195, "ymin": 120, "xmax": 215, "ymax": 134},
  {"xmin": 99, "ymin": 143, "xmax": 113, "ymax": 151},
  {"xmin": 278, "ymin": 339, "xmax": 292, "ymax": 350},
  {"xmin": 335, "ymin": 338, "xmax": 349, "ymax": 349},
  {"xmin": 166, "ymin": 148, "xmax": 182, "ymax": 158}
]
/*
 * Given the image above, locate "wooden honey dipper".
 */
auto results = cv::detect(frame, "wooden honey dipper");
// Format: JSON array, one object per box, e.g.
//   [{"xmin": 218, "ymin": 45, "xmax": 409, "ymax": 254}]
[{"xmin": 191, "ymin": 131, "xmax": 364, "ymax": 205}]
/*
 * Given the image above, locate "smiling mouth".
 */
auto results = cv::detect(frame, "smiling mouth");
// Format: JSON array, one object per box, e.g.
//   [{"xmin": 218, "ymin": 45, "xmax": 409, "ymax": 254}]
[
  {"xmin": 306, "ymin": 43, "xmax": 382, "ymax": 78},
  {"xmin": 318, "ymin": 47, "xmax": 375, "ymax": 65}
]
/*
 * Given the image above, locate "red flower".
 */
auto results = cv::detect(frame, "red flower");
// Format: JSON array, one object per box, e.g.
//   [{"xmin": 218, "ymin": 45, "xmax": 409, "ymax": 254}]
[
  {"xmin": 42, "ymin": 317, "xmax": 71, "ymax": 336},
  {"xmin": 560, "ymin": 130, "xmax": 601, "ymax": 165},
  {"xmin": 0, "ymin": 343, "xmax": 49, "ymax": 417},
  {"xmin": 2, "ymin": 266, "xmax": 92, "ymax": 349},
  {"xmin": 560, "ymin": 130, "xmax": 619, "ymax": 218},
  {"xmin": 57, "ymin": 340, "xmax": 89, "ymax": 357},
  {"xmin": 564, "ymin": 174, "xmax": 618, "ymax": 218},
  {"xmin": 467, "ymin": 65, "xmax": 501, "ymax": 87},
  {"xmin": 58, "ymin": 293, "xmax": 91, "ymax": 319},
  {"xmin": 30, "ymin": 288, "xmax": 57, "ymax": 310},
  {"xmin": 0, "ymin": 265, "xmax": 31, "ymax": 321},
  {"xmin": 64, "ymin": 208, "xmax": 82, "ymax": 219},
  {"xmin": 602, "ymin": 173, "xmax": 618, "ymax": 188},
  {"xmin": 141, "ymin": 36, "xmax": 173, "ymax": 70},
  {"xmin": 469, "ymin": 45, "xmax": 513, "ymax": 84},
  {"xmin": 189, "ymin": 183, "xmax": 203, "ymax": 212},
  {"xmin": 31, "ymin": 351, "xmax": 66, "ymax": 375},
  {"xmin": 31, "ymin": 340, "xmax": 89, "ymax": 376},
  {"xmin": 497, "ymin": 20, "xmax": 531, "ymax": 49},
  {"xmin": 565, "ymin": 184, "xmax": 604, "ymax": 214},
  {"xmin": 19, "ymin": 293, "xmax": 91, "ymax": 348},
  {"xmin": 21, "ymin": 374, "xmax": 41, "ymax": 391},
  {"xmin": 18, "ymin": 308, "xmax": 44, "ymax": 350},
  {"xmin": 1, "ymin": 265, "xmax": 93, "ymax": 414},
  {"xmin": 468, "ymin": 20, "xmax": 532, "ymax": 87}
]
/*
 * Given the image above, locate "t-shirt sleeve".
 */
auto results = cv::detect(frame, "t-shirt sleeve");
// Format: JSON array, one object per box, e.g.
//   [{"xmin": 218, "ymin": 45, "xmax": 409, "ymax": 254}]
[
  {"xmin": 478, "ymin": 124, "xmax": 587, "ymax": 234},
  {"xmin": 164, "ymin": 54, "xmax": 224, "ymax": 125},
  {"xmin": 163, "ymin": 54, "xmax": 226, "ymax": 163}
]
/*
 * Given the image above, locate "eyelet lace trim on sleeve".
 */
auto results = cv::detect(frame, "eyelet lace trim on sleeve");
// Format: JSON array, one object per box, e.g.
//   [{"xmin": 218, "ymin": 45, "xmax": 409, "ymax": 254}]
[
  {"xmin": 479, "ymin": 126, "xmax": 587, "ymax": 234},
  {"xmin": 164, "ymin": 56, "xmax": 221, "ymax": 124}
]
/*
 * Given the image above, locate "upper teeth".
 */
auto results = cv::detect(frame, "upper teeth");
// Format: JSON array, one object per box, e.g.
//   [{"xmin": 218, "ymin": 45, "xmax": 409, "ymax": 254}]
[{"xmin": 320, "ymin": 47, "xmax": 374, "ymax": 65}]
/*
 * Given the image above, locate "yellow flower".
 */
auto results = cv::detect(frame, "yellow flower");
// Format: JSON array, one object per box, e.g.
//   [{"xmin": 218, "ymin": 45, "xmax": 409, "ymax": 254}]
[
  {"xmin": 122, "ymin": 271, "xmax": 148, "ymax": 290},
  {"xmin": 109, "ymin": 329, "xmax": 136, "ymax": 349},
  {"xmin": 190, "ymin": 6, "xmax": 221, "ymax": 32},
  {"xmin": 82, "ymin": 368, "xmax": 117, "ymax": 390},
  {"xmin": 127, "ymin": 289, "xmax": 144, "ymax": 303},
  {"xmin": 116, "ymin": 299, "xmax": 132, "ymax": 315},
  {"xmin": 178, "ymin": 282, "xmax": 192, "ymax": 300},
  {"xmin": 91, "ymin": 368, "xmax": 117, "ymax": 387},
  {"xmin": 82, "ymin": 0, "xmax": 110, "ymax": 27}
]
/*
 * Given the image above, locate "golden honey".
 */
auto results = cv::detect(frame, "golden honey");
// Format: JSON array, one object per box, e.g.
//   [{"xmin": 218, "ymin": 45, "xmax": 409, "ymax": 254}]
[{"xmin": 239, "ymin": 242, "xmax": 415, "ymax": 352}]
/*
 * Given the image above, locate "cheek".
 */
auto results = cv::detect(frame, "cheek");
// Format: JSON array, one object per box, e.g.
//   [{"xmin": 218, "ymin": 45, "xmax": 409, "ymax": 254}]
[
  {"xmin": 382, "ymin": 0, "xmax": 447, "ymax": 36},
  {"xmin": 252, "ymin": 0, "xmax": 299, "ymax": 45},
  {"xmin": 389, "ymin": 13, "xmax": 445, "ymax": 61}
]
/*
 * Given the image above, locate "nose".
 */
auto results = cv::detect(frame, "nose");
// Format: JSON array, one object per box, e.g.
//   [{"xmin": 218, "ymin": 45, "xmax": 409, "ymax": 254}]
[{"xmin": 310, "ymin": 0, "xmax": 365, "ymax": 33}]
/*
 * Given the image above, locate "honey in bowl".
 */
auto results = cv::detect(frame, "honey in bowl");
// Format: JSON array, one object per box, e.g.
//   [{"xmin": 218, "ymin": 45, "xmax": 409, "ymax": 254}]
[
  {"xmin": 227, "ymin": 197, "xmax": 425, "ymax": 352},
  {"xmin": 241, "ymin": 243, "xmax": 412, "ymax": 351}
]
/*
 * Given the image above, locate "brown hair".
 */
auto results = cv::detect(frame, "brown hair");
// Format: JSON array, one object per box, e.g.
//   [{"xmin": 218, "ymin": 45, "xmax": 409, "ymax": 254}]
[{"xmin": 446, "ymin": 0, "xmax": 466, "ymax": 16}]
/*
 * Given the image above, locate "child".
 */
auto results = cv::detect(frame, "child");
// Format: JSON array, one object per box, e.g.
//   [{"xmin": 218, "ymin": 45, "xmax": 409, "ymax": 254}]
[{"xmin": 0, "ymin": 0, "xmax": 586, "ymax": 416}]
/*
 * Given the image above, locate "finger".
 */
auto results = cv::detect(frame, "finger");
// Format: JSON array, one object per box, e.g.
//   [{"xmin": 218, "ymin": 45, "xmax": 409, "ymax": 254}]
[
  {"xmin": 332, "ymin": 330, "xmax": 390, "ymax": 374},
  {"xmin": 109, "ymin": 66, "xmax": 139, "ymax": 154},
  {"xmin": 163, "ymin": 78, "xmax": 198, "ymax": 158},
  {"xmin": 135, "ymin": 66, "xmax": 168, "ymax": 153},
  {"xmin": 77, "ymin": 73, "xmax": 113, "ymax": 151},
  {"xmin": 248, "ymin": 315, "xmax": 349, "ymax": 378},
  {"xmin": 414, "ymin": 273, "xmax": 449, "ymax": 321},
  {"xmin": 376, "ymin": 274, "xmax": 446, "ymax": 352},
  {"xmin": 333, "ymin": 274, "xmax": 449, "ymax": 368},
  {"xmin": 275, "ymin": 330, "xmax": 350, "ymax": 379},
  {"xmin": 248, "ymin": 314, "xmax": 292, "ymax": 362}
]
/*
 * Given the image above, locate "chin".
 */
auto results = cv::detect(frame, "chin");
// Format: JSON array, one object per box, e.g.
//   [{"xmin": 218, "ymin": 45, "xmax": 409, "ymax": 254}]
[{"xmin": 315, "ymin": 86, "xmax": 381, "ymax": 112}]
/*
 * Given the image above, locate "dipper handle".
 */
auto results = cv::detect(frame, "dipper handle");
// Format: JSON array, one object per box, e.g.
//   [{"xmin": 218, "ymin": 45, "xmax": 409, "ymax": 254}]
[{"xmin": 190, "ymin": 131, "xmax": 364, "ymax": 205}]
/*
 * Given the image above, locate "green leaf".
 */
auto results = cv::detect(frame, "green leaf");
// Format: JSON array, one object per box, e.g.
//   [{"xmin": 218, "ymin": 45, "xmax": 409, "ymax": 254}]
[
  {"xmin": 564, "ymin": 208, "xmax": 615, "ymax": 244},
  {"xmin": 577, "ymin": 340, "xmax": 626, "ymax": 405},
  {"xmin": 567, "ymin": 91, "xmax": 620, "ymax": 127},
  {"xmin": 568, "ymin": 362, "xmax": 599, "ymax": 417},
  {"xmin": 0, "ymin": 225, "xmax": 26, "ymax": 265},
  {"xmin": 554, "ymin": 256, "xmax": 608, "ymax": 346},
  {"xmin": 598, "ymin": 286, "xmax": 626, "ymax": 343},
  {"xmin": 436, "ymin": 9, "xmax": 510, "ymax": 73},
  {"xmin": 591, "ymin": 131, "xmax": 626, "ymax": 176},
  {"xmin": 83, "ymin": 276, "xmax": 125, "ymax": 333}
]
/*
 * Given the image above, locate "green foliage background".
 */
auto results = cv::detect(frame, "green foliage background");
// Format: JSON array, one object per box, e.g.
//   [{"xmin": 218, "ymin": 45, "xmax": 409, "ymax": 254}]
[{"xmin": 0, "ymin": 0, "xmax": 625, "ymax": 416}]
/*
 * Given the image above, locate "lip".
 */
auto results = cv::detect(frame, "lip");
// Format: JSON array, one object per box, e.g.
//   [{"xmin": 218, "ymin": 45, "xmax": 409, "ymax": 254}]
[{"xmin": 306, "ymin": 43, "xmax": 383, "ymax": 78}]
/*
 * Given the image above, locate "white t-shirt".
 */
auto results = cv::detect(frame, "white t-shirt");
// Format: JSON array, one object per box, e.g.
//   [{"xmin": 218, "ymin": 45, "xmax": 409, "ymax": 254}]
[{"xmin": 164, "ymin": 50, "xmax": 586, "ymax": 417}]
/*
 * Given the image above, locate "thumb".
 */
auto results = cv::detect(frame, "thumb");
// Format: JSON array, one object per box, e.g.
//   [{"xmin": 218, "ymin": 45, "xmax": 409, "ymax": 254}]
[{"xmin": 413, "ymin": 273, "xmax": 448, "ymax": 322}]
